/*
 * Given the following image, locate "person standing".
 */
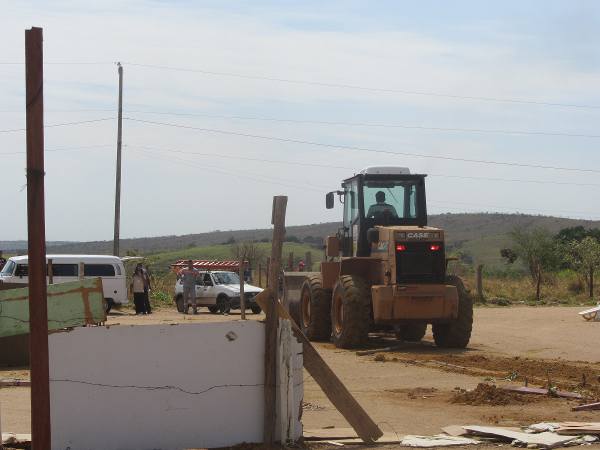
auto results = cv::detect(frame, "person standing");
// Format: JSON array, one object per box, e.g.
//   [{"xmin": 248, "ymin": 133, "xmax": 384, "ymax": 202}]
[
  {"xmin": 142, "ymin": 264, "xmax": 152, "ymax": 314},
  {"xmin": 0, "ymin": 251, "xmax": 6, "ymax": 271},
  {"xmin": 180, "ymin": 260, "xmax": 198, "ymax": 315},
  {"xmin": 131, "ymin": 264, "xmax": 147, "ymax": 315}
]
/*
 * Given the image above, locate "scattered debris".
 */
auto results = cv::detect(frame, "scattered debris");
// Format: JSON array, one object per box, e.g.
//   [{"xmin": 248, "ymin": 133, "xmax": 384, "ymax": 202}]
[
  {"xmin": 572, "ymin": 401, "xmax": 600, "ymax": 411},
  {"xmin": 501, "ymin": 385, "xmax": 583, "ymax": 399},
  {"xmin": 463, "ymin": 425, "xmax": 576, "ymax": 448},
  {"xmin": 451, "ymin": 383, "xmax": 534, "ymax": 406},
  {"xmin": 302, "ymin": 401, "xmax": 325, "ymax": 411},
  {"xmin": 579, "ymin": 305, "xmax": 600, "ymax": 321},
  {"xmin": 442, "ymin": 425, "xmax": 471, "ymax": 437},
  {"xmin": 554, "ymin": 422, "xmax": 600, "ymax": 435},
  {"xmin": 401, "ymin": 434, "xmax": 480, "ymax": 447},
  {"xmin": 303, "ymin": 428, "xmax": 400, "ymax": 444},
  {"xmin": 356, "ymin": 345, "xmax": 403, "ymax": 356},
  {"xmin": 386, "ymin": 387, "xmax": 437, "ymax": 399},
  {"xmin": 489, "ymin": 297, "xmax": 512, "ymax": 306},
  {"xmin": 0, "ymin": 378, "xmax": 30, "ymax": 387},
  {"xmin": 2, "ymin": 432, "xmax": 31, "ymax": 447}
]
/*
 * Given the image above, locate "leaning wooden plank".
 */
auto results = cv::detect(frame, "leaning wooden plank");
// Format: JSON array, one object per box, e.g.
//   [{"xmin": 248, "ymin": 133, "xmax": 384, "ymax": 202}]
[
  {"xmin": 256, "ymin": 290, "xmax": 383, "ymax": 443},
  {"xmin": 500, "ymin": 385, "xmax": 583, "ymax": 399},
  {"xmin": 0, "ymin": 278, "xmax": 106, "ymax": 338},
  {"xmin": 572, "ymin": 402, "xmax": 600, "ymax": 412}
]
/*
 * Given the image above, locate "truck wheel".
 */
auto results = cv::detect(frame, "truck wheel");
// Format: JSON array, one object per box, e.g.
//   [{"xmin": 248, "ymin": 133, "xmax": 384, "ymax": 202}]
[
  {"xmin": 208, "ymin": 305, "xmax": 219, "ymax": 314},
  {"xmin": 217, "ymin": 295, "xmax": 231, "ymax": 314},
  {"xmin": 250, "ymin": 305, "xmax": 262, "ymax": 314},
  {"xmin": 433, "ymin": 276, "xmax": 473, "ymax": 348},
  {"xmin": 175, "ymin": 295, "xmax": 184, "ymax": 313},
  {"xmin": 331, "ymin": 275, "xmax": 371, "ymax": 349},
  {"xmin": 395, "ymin": 323, "xmax": 427, "ymax": 342},
  {"xmin": 300, "ymin": 275, "xmax": 332, "ymax": 341}
]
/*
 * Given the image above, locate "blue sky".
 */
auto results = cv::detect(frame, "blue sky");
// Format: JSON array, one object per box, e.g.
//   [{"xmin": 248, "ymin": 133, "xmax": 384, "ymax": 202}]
[{"xmin": 1, "ymin": 0, "xmax": 599, "ymax": 241}]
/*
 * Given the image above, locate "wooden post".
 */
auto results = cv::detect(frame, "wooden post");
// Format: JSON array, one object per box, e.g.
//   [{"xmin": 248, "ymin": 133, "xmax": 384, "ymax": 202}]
[
  {"xmin": 265, "ymin": 196, "xmax": 287, "ymax": 444},
  {"xmin": 25, "ymin": 26, "xmax": 51, "ymax": 450},
  {"xmin": 288, "ymin": 252, "xmax": 294, "ymax": 271},
  {"xmin": 305, "ymin": 251, "xmax": 312, "ymax": 271},
  {"xmin": 536, "ymin": 264, "xmax": 542, "ymax": 301},
  {"xmin": 476, "ymin": 264, "xmax": 483, "ymax": 302},
  {"xmin": 79, "ymin": 262, "xmax": 84, "ymax": 280},
  {"xmin": 266, "ymin": 257, "xmax": 271, "ymax": 288},
  {"xmin": 239, "ymin": 259, "xmax": 246, "ymax": 320},
  {"xmin": 258, "ymin": 263, "xmax": 262, "ymax": 288},
  {"xmin": 113, "ymin": 63, "xmax": 123, "ymax": 256},
  {"xmin": 47, "ymin": 258, "xmax": 53, "ymax": 285},
  {"xmin": 590, "ymin": 266, "xmax": 594, "ymax": 299}
]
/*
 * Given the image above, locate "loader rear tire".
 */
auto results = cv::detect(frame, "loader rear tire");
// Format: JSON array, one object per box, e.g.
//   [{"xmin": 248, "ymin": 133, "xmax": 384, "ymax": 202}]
[
  {"xmin": 395, "ymin": 323, "xmax": 427, "ymax": 342},
  {"xmin": 300, "ymin": 275, "xmax": 332, "ymax": 341},
  {"xmin": 432, "ymin": 276, "xmax": 473, "ymax": 348},
  {"xmin": 331, "ymin": 275, "xmax": 371, "ymax": 349}
]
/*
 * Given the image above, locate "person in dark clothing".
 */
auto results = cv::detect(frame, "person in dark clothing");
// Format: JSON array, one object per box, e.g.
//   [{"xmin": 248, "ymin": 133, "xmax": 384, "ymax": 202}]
[
  {"xmin": 142, "ymin": 265, "xmax": 152, "ymax": 314},
  {"xmin": 131, "ymin": 265, "xmax": 147, "ymax": 314},
  {"xmin": 0, "ymin": 251, "xmax": 6, "ymax": 271}
]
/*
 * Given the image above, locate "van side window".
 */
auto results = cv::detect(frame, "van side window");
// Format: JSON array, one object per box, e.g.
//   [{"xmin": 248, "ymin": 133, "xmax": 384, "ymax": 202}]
[
  {"xmin": 84, "ymin": 264, "xmax": 116, "ymax": 277},
  {"xmin": 50, "ymin": 264, "xmax": 78, "ymax": 277},
  {"xmin": 15, "ymin": 264, "xmax": 28, "ymax": 277},
  {"xmin": 115, "ymin": 264, "xmax": 122, "ymax": 276}
]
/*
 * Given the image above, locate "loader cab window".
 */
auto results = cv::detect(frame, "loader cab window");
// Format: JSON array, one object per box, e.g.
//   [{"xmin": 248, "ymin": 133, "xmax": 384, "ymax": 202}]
[{"xmin": 363, "ymin": 181, "xmax": 418, "ymax": 223}]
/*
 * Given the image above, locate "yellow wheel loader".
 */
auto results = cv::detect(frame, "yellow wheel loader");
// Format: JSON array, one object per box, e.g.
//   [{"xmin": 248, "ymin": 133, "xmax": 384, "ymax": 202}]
[{"xmin": 283, "ymin": 167, "xmax": 472, "ymax": 349}]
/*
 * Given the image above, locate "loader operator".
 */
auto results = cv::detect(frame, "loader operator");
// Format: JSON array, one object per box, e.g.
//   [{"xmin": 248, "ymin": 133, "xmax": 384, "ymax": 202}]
[
  {"xmin": 180, "ymin": 260, "xmax": 199, "ymax": 315},
  {"xmin": 366, "ymin": 190, "xmax": 398, "ymax": 220}
]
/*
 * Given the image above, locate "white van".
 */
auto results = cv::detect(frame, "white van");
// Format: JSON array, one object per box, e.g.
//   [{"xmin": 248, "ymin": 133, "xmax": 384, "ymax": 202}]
[{"xmin": 0, "ymin": 254, "xmax": 128, "ymax": 312}]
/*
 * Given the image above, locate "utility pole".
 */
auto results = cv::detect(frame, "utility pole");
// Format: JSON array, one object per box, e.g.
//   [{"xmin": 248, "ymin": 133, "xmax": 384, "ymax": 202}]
[
  {"xmin": 113, "ymin": 62, "xmax": 123, "ymax": 256},
  {"xmin": 25, "ymin": 26, "xmax": 51, "ymax": 450}
]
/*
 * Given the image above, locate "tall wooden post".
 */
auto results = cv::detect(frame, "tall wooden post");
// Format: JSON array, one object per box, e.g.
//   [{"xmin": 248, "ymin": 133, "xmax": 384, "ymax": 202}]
[
  {"xmin": 47, "ymin": 258, "xmax": 53, "ymax": 285},
  {"xmin": 305, "ymin": 251, "xmax": 312, "ymax": 271},
  {"xmin": 258, "ymin": 263, "xmax": 262, "ymax": 287},
  {"xmin": 264, "ymin": 196, "xmax": 287, "ymax": 444},
  {"xmin": 113, "ymin": 62, "xmax": 123, "ymax": 256},
  {"xmin": 266, "ymin": 257, "xmax": 271, "ymax": 288},
  {"xmin": 475, "ymin": 264, "xmax": 483, "ymax": 302},
  {"xmin": 25, "ymin": 26, "xmax": 51, "ymax": 450},
  {"xmin": 239, "ymin": 259, "xmax": 246, "ymax": 320},
  {"xmin": 288, "ymin": 252, "xmax": 294, "ymax": 271}
]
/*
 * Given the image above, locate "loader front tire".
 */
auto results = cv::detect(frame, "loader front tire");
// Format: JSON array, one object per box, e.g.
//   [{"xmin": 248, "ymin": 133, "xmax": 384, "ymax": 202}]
[
  {"xmin": 331, "ymin": 275, "xmax": 371, "ymax": 349},
  {"xmin": 300, "ymin": 275, "xmax": 332, "ymax": 341},
  {"xmin": 432, "ymin": 276, "xmax": 473, "ymax": 348}
]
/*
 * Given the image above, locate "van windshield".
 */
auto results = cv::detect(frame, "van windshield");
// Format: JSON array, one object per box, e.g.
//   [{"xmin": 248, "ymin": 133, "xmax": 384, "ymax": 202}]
[{"xmin": 0, "ymin": 260, "xmax": 15, "ymax": 275}]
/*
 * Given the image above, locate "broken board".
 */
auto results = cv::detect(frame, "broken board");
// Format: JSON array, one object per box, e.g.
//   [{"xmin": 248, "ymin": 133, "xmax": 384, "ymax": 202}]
[
  {"xmin": 463, "ymin": 425, "xmax": 576, "ymax": 448},
  {"xmin": 0, "ymin": 278, "xmax": 106, "ymax": 338}
]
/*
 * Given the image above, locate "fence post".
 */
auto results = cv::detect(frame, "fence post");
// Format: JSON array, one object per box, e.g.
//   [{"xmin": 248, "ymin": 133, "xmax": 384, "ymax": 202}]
[
  {"xmin": 305, "ymin": 251, "xmax": 312, "ymax": 272},
  {"xmin": 79, "ymin": 262, "xmax": 85, "ymax": 280},
  {"xmin": 266, "ymin": 257, "xmax": 271, "ymax": 288},
  {"xmin": 476, "ymin": 264, "xmax": 483, "ymax": 302},
  {"xmin": 239, "ymin": 259, "xmax": 246, "ymax": 320},
  {"xmin": 258, "ymin": 263, "xmax": 262, "ymax": 288},
  {"xmin": 47, "ymin": 258, "xmax": 53, "ymax": 285},
  {"xmin": 264, "ymin": 196, "xmax": 287, "ymax": 444},
  {"xmin": 288, "ymin": 252, "xmax": 294, "ymax": 271}
]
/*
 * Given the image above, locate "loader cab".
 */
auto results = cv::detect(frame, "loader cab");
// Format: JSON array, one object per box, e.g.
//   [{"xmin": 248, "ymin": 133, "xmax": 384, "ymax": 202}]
[{"xmin": 327, "ymin": 167, "xmax": 428, "ymax": 257}]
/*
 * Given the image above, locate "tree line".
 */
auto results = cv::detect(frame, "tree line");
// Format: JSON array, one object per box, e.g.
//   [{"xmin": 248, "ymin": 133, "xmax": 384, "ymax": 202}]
[{"xmin": 501, "ymin": 226, "xmax": 600, "ymax": 300}]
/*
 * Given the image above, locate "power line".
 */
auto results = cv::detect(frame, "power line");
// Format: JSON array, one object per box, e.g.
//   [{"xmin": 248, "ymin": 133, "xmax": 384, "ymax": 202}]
[
  {"xmin": 5, "ymin": 108, "xmax": 598, "ymax": 139},
  {"xmin": 122, "ymin": 61, "xmax": 600, "ymax": 110},
  {"xmin": 130, "ymin": 149, "xmax": 328, "ymax": 193},
  {"xmin": 0, "ymin": 144, "xmax": 113, "ymax": 156},
  {"xmin": 0, "ymin": 117, "xmax": 116, "ymax": 133},
  {"xmin": 127, "ymin": 144, "xmax": 600, "ymax": 188},
  {"xmin": 124, "ymin": 117, "xmax": 600, "ymax": 174}
]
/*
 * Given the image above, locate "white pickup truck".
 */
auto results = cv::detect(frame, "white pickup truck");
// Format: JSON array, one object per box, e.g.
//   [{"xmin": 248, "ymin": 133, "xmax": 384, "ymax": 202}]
[{"xmin": 173, "ymin": 270, "xmax": 263, "ymax": 314}]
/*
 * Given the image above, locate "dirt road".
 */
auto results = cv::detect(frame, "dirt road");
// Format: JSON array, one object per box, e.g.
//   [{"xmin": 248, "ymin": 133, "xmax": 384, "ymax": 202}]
[{"xmin": 2, "ymin": 305, "xmax": 599, "ymax": 442}]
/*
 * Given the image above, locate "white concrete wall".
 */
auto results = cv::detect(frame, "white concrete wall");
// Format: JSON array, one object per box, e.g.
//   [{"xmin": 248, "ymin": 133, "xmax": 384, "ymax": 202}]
[{"xmin": 49, "ymin": 321, "xmax": 302, "ymax": 450}]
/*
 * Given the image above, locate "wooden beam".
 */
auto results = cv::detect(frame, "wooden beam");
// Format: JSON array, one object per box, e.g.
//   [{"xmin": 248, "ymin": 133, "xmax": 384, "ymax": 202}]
[
  {"xmin": 0, "ymin": 278, "xmax": 106, "ymax": 338},
  {"xmin": 264, "ymin": 196, "xmax": 287, "ymax": 444},
  {"xmin": 256, "ymin": 290, "xmax": 383, "ymax": 443},
  {"xmin": 25, "ymin": 25, "xmax": 50, "ymax": 450}
]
